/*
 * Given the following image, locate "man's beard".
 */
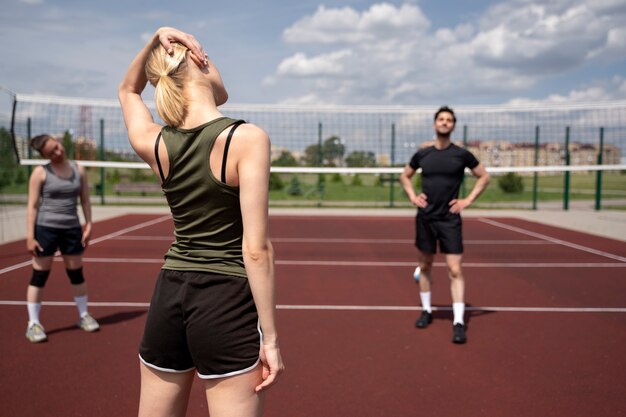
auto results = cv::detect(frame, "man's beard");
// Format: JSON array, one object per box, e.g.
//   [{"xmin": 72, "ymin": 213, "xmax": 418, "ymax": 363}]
[{"xmin": 435, "ymin": 129, "xmax": 452, "ymax": 138}]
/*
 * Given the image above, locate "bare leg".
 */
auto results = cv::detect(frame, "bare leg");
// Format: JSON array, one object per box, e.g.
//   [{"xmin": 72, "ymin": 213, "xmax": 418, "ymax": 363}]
[
  {"xmin": 418, "ymin": 252, "xmax": 434, "ymax": 293},
  {"xmin": 445, "ymin": 254, "xmax": 464, "ymax": 303},
  {"xmin": 205, "ymin": 363, "xmax": 265, "ymax": 417},
  {"xmin": 138, "ymin": 362, "xmax": 195, "ymax": 417}
]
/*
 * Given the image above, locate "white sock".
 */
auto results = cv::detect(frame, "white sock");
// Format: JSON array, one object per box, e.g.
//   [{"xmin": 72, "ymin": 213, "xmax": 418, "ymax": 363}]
[
  {"xmin": 453, "ymin": 302, "xmax": 465, "ymax": 325},
  {"xmin": 27, "ymin": 302, "xmax": 42, "ymax": 325},
  {"xmin": 74, "ymin": 295, "xmax": 89, "ymax": 318},
  {"xmin": 420, "ymin": 292, "xmax": 432, "ymax": 313}
]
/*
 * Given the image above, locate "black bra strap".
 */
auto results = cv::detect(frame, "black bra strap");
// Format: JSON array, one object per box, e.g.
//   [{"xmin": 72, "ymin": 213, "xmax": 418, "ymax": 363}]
[
  {"xmin": 221, "ymin": 121, "xmax": 245, "ymax": 183},
  {"xmin": 154, "ymin": 132, "xmax": 165, "ymax": 183}
]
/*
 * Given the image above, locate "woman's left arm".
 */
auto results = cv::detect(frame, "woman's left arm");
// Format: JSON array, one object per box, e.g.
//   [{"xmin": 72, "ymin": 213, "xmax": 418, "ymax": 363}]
[
  {"xmin": 78, "ymin": 164, "xmax": 92, "ymax": 247},
  {"xmin": 237, "ymin": 124, "xmax": 284, "ymax": 392}
]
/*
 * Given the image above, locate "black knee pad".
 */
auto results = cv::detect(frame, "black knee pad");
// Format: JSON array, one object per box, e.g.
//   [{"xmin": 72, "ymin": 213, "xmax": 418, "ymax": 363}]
[
  {"xmin": 66, "ymin": 267, "xmax": 85, "ymax": 285},
  {"xmin": 30, "ymin": 269, "xmax": 51, "ymax": 287}
]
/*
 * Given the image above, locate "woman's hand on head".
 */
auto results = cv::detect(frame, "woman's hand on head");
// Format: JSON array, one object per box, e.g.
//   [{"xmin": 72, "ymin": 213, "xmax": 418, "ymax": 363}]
[{"xmin": 156, "ymin": 27, "xmax": 208, "ymax": 68}]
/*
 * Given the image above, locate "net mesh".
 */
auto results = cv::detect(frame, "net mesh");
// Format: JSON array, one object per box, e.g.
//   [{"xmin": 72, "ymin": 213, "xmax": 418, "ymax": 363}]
[
  {"xmin": 8, "ymin": 93, "xmax": 626, "ymax": 167},
  {"xmin": 1, "ymin": 91, "xmax": 625, "ymax": 209}
]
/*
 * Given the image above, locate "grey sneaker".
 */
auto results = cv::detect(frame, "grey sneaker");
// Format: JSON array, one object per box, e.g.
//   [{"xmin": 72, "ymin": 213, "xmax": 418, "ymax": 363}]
[
  {"xmin": 77, "ymin": 314, "xmax": 100, "ymax": 332},
  {"xmin": 26, "ymin": 322, "xmax": 48, "ymax": 343}
]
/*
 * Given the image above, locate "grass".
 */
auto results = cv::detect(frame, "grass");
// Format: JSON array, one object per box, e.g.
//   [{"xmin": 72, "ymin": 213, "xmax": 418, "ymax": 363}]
[{"xmin": 2, "ymin": 169, "xmax": 625, "ymax": 208}]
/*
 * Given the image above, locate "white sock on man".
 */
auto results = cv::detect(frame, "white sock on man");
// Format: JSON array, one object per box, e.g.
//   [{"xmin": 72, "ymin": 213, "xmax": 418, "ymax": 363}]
[
  {"xmin": 420, "ymin": 291, "xmax": 432, "ymax": 313},
  {"xmin": 27, "ymin": 302, "xmax": 42, "ymax": 326},
  {"xmin": 74, "ymin": 295, "xmax": 89, "ymax": 318},
  {"xmin": 453, "ymin": 302, "xmax": 465, "ymax": 325}
]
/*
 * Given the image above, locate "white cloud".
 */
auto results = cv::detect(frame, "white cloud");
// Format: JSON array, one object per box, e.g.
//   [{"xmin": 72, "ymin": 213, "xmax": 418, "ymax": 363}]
[
  {"xmin": 507, "ymin": 76, "xmax": 626, "ymax": 105},
  {"xmin": 266, "ymin": 1, "xmax": 626, "ymax": 105},
  {"xmin": 20, "ymin": 0, "xmax": 44, "ymax": 4},
  {"xmin": 277, "ymin": 50, "xmax": 353, "ymax": 77},
  {"xmin": 283, "ymin": 3, "xmax": 429, "ymax": 44}
]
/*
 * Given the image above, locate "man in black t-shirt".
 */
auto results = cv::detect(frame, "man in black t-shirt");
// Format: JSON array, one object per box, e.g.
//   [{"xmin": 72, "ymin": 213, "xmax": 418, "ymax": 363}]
[{"xmin": 400, "ymin": 106, "xmax": 490, "ymax": 344}]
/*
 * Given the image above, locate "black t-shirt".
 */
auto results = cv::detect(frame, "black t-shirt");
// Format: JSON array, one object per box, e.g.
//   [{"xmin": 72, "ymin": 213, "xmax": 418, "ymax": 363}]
[{"xmin": 409, "ymin": 143, "xmax": 479, "ymax": 219}]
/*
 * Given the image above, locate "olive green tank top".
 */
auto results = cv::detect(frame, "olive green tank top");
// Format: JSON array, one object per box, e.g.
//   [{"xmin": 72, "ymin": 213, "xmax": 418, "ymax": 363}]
[{"xmin": 159, "ymin": 117, "xmax": 247, "ymax": 278}]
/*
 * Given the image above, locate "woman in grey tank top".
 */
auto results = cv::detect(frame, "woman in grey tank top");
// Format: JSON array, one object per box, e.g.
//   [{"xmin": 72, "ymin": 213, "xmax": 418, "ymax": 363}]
[{"xmin": 24, "ymin": 134, "xmax": 99, "ymax": 344}]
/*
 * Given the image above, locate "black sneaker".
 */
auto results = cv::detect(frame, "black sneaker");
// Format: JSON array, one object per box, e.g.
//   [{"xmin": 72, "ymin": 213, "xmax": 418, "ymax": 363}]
[
  {"xmin": 452, "ymin": 323, "xmax": 467, "ymax": 344},
  {"xmin": 415, "ymin": 311, "xmax": 433, "ymax": 328}
]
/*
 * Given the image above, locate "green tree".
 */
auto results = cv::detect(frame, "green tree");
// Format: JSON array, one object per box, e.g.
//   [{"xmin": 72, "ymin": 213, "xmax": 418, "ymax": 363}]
[
  {"xmin": 302, "ymin": 136, "xmax": 346, "ymax": 167},
  {"xmin": 345, "ymin": 151, "xmax": 376, "ymax": 167},
  {"xmin": 272, "ymin": 150, "xmax": 298, "ymax": 167},
  {"xmin": 287, "ymin": 175, "xmax": 303, "ymax": 196},
  {"xmin": 62, "ymin": 131, "xmax": 75, "ymax": 159},
  {"xmin": 302, "ymin": 144, "xmax": 320, "ymax": 167},
  {"xmin": 322, "ymin": 136, "xmax": 345, "ymax": 166},
  {"xmin": 0, "ymin": 127, "xmax": 18, "ymax": 190}
]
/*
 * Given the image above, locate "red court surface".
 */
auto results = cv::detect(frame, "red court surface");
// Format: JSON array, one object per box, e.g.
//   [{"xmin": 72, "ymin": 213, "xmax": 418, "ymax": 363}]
[{"xmin": 1, "ymin": 214, "xmax": 625, "ymax": 417}]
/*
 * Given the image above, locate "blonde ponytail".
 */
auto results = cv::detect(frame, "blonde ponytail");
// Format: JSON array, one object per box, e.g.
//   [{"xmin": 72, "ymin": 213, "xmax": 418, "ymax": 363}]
[{"xmin": 145, "ymin": 43, "xmax": 189, "ymax": 127}]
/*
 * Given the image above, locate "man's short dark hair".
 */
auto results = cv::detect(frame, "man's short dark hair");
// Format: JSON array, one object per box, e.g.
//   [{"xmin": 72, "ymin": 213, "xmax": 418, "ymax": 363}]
[{"xmin": 434, "ymin": 106, "xmax": 456, "ymax": 123}]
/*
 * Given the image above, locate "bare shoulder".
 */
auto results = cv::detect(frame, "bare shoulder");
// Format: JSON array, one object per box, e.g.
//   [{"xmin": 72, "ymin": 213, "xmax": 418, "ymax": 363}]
[
  {"xmin": 29, "ymin": 165, "xmax": 45, "ymax": 185},
  {"xmin": 30, "ymin": 165, "xmax": 45, "ymax": 178},
  {"xmin": 234, "ymin": 123, "xmax": 269, "ymax": 146}
]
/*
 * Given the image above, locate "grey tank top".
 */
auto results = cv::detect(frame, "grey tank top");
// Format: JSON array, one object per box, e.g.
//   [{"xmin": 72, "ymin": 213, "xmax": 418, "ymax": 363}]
[{"xmin": 36, "ymin": 161, "xmax": 81, "ymax": 229}]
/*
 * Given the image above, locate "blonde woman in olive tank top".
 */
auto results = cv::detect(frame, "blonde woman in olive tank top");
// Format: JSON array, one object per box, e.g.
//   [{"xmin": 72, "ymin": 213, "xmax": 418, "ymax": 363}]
[{"xmin": 119, "ymin": 27, "xmax": 283, "ymax": 417}]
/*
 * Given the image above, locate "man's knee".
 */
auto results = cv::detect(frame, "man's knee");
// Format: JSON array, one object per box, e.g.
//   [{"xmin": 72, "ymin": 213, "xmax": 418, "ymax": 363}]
[{"xmin": 447, "ymin": 265, "xmax": 463, "ymax": 279}]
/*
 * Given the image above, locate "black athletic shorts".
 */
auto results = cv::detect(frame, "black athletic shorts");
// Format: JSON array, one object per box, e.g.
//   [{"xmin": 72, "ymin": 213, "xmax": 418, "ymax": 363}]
[
  {"xmin": 139, "ymin": 269, "xmax": 261, "ymax": 379},
  {"xmin": 34, "ymin": 225, "xmax": 84, "ymax": 257},
  {"xmin": 415, "ymin": 214, "xmax": 463, "ymax": 254}
]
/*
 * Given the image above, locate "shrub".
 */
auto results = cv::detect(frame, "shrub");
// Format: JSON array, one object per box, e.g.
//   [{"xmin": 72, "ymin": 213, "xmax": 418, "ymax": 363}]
[
  {"xmin": 351, "ymin": 174, "xmax": 363, "ymax": 186},
  {"xmin": 498, "ymin": 172, "xmax": 524, "ymax": 193},
  {"xmin": 331, "ymin": 173, "xmax": 343, "ymax": 183},
  {"xmin": 269, "ymin": 172, "xmax": 284, "ymax": 190},
  {"xmin": 287, "ymin": 176, "xmax": 303, "ymax": 196}
]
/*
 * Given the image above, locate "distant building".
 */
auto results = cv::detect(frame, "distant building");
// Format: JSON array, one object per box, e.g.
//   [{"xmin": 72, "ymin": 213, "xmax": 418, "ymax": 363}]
[
  {"xmin": 75, "ymin": 136, "xmax": 96, "ymax": 160},
  {"xmin": 461, "ymin": 140, "xmax": 621, "ymax": 171}
]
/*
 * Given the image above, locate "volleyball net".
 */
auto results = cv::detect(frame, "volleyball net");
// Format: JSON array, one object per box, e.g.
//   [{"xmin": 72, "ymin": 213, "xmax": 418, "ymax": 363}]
[{"xmin": 1, "ymin": 90, "xmax": 625, "ymax": 209}]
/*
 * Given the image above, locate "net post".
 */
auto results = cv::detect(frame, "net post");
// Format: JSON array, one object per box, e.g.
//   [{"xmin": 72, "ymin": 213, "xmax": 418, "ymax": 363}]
[
  {"xmin": 389, "ymin": 123, "xmax": 396, "ymax": 208},
  {"xmin": 9, "ymin": 95, "xmax": 19, "ymax": 164},
  {"xmin": 594, "ymin": 127, "xmax": 604, "ymax": 211},
  {"xmin": 532, "ymin": 126, "xmax": 539, "ymax": 210},
  {"xmin": 316, "ymin": 122, "xmax": 324, "ymax": 203},
  {"xmin": 27, "ymin": 117, "xmax": 32, "ymax": 176},
  {"xmin": 563, "ymin": 126, "xmax": 570, "ymax": 210},
  {"xmin": 99, "ymin": 119, "xmax": 105, "ymax": 205}
]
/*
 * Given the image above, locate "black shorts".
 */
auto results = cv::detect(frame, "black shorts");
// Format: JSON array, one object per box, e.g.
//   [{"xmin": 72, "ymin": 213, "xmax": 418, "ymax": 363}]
[
  {"xmin": 415, "ymin": 214, "xmax": 463, "ymax": 254},
  {"xmin": 139, "ymin": 269, "xmax": 261, "ymax": 379},
  {"xmin": 35, "ymin": 225, "xmax": 84, "ymax": 257}
]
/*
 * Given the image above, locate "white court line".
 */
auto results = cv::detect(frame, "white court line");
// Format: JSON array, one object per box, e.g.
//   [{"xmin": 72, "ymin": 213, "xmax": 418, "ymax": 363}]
[
  {"xmin": 0, "ymin": 300, "xmax": 624, "ymax": 313},
  {"xmin": 113, "ymin": 235, "xmax": 553, "ymax": 245},
  {"xmin": 0, "ymin": 215, "xmax": 171, "ymax": 276},
  {"xmin": 47, "ymin": 257, "xmax": 626, "ymax": 268},
  {"xmin": 479, "ymin": 218, "xmax": 626, "ymax": 263},
  {"xmin": 112, "ymin": 236, "xmax": 174, "ymax": 241}
]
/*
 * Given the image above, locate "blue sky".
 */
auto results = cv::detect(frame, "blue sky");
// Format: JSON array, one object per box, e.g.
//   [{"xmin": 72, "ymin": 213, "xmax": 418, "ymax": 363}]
[{"xmin": 2, "ymin": 0, "xmax": 626, "ymax": 106}]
